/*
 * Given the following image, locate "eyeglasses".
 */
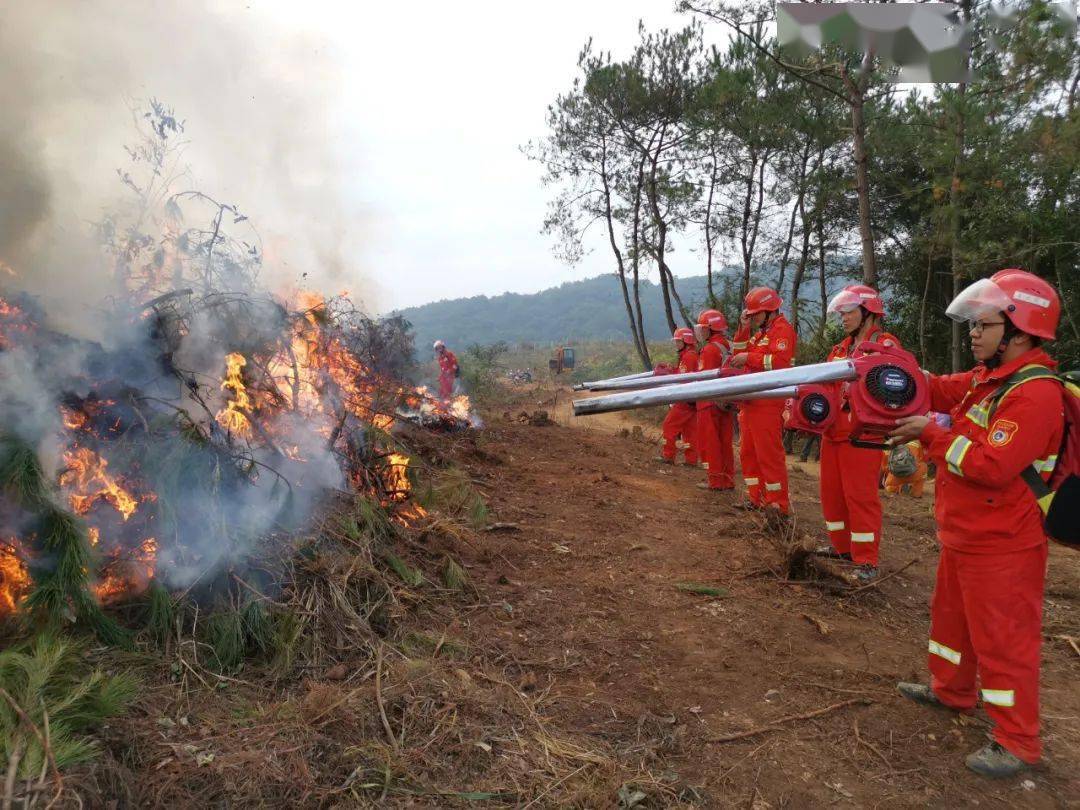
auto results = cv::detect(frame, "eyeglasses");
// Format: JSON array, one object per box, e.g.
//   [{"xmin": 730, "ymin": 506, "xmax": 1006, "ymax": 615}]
[{"xmin": 968, "ymin": 320, "xmax": 1006, "ymax": 335}]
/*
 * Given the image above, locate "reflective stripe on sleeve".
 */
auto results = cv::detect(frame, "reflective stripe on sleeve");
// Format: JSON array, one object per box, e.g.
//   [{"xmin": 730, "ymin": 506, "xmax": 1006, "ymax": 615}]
[
  {"xmin": 928, "ymin": 639, "xmax": 961, "ymax": 665},
  {"xmin": 764, "ymin": 482, "xmax": 782, "ymax": 492},
  {"xmin": 825, "ymin": 520, "xmax": 845, "ymax": 532},
  {"xmin": 945, "ymin": 435, "xmax": 973, "ymax": 476},
  {"xmin": 851, "ymin": 532, "xmax": 876, "ymax": 543},
  {"xmin": 762, "ymin": 354, "xmax": 773, "ymax": 370},
  {"xmin": 965, "ymin": 401, "xmax": 991, "ymax": 428},
  {"xmin": 1033, "ymin": 455, "xmax": 1058, "ymax": 474},
  {"xmin": 981, "ymin": 688, "xmax": 1015, "ymax": 707},
  {"xmin": 744, "ymin": 477, "xmax": 759, "ymax": 486}
]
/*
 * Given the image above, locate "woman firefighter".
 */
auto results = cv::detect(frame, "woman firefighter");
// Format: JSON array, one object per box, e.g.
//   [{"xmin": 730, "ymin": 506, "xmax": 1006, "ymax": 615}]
[{"xmin": 814, "ymin": 285, "xmax": 901, "ymax": 583}]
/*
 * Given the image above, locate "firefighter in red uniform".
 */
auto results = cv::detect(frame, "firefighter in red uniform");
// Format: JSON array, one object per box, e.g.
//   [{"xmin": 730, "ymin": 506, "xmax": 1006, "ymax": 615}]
[
  {"xmin": 891, "ymin": 270, "xmax": 1065, "ymax": 778},
  {"xmin": 657, "ymin": 327, "xmax": 699, "ymax": 466},
  {"xmin": 433, "ymin": 340, "xmax": 459, "ymax": 402},
  {"xmin": 695, "ymin": 310, "xmax": 735, "ymax": 490},
  {"xmin": 730, "ymin": 288, "xmax": 797, "ymax": 513},
  {"xmin": 815, "ymin": 285, "xmax": 901, "ymax": 583}
]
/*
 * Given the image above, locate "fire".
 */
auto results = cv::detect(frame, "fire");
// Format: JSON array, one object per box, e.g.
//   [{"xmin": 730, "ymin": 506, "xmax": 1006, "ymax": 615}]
[
  {"xmin": 383, "ymin": 453, "xmax": 412, "ymax": 501},
  {"xmin": 216, "ymin": 352, "xmax": 253, "ymax": 438},
  {"xmin": 0, "ymin": 539, "xmax": 30, "ymax": 616},
  {"xmin": 61, "ymin": 446, "xmax": 139, "ymax": 521}
]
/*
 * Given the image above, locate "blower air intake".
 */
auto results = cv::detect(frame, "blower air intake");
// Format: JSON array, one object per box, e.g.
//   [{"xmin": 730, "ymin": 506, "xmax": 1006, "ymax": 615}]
[{"xmin": 864, "ymin": 364, "xmax": 918, "ymax": 409}]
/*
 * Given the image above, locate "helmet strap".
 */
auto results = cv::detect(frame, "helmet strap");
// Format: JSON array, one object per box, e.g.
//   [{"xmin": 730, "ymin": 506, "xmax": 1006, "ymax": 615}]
[{"xmin": 986, "ymin": 320, "xmax": 1019, "ymax": 370}]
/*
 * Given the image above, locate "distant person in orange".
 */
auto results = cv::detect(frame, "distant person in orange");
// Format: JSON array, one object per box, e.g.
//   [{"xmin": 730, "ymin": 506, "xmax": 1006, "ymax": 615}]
[
  {"xmin": 884, "ymin": 440, "xmax": 928, "ymax": 498},
  {"xmin": 657, "ymin": 327, "xmax": 699, "ymax": 466},
  {"xmin": 729, "ymin": 288, "xmax": 796, "ymax": 514},
  {"xmin": 433, "ymin": 340, "xmax": 459, "ymax": 401},
  {"xmin": 695, "ymin": 310, "xmax": 735, "ymax": 490}
]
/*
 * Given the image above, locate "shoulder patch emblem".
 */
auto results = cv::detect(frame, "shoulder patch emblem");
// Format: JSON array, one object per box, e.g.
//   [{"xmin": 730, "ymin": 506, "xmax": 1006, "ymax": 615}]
[
  {"xmin": 776, "ymin": 339, "xmax": 788, "ymax": 351},
  {"xmin": 988, "ymin": 419, "xmax": 1019, "ymax": 448},
  {"xmin": 882, "ymin": 339, "xmax": 895, "ymax": 347}
]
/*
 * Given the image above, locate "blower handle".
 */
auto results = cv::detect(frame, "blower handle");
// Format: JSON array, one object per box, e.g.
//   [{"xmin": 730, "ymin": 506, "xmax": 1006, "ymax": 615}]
[{"xmin": 850, "ymin": 437, "xmax": 891, "ymax": 451}]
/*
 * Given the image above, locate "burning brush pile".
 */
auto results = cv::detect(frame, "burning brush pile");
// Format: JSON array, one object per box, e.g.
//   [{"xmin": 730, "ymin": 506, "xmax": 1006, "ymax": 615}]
[{"xmin": 0, "ymin": 107, "xmax": 475, "ymax": 638}]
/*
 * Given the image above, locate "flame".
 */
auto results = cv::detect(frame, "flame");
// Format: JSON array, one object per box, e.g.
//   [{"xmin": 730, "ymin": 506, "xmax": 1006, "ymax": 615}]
[
  {"xmin": 216, "ymin": 352, "xmax": 253, "ymax": 438},
  {"xmin": 383, "ymin": 453, "xmax": 412, "ymax": 501},
  {"xmin": 0, "ymin": 539, "xmax": 30, "ymax": 616},
  {"xmin": 61, "ymin": 446, "xmax": 139, "ymax": 521}
]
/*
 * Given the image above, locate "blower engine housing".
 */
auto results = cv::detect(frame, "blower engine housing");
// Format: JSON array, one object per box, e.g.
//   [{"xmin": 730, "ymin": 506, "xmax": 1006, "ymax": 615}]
[
  {"xmin": 785, "ymin": 384, "xmax": 839, "ymax": 434},
  {"xmin": 847, "ymin": 342, "xmax": 929, "ymax": 442}
]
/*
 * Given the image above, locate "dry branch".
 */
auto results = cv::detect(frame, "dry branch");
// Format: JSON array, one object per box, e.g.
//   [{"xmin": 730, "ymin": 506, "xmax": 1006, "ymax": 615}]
[{"xmin": 709, "ymin": 698, "xmax": 874, "ymax": 744}]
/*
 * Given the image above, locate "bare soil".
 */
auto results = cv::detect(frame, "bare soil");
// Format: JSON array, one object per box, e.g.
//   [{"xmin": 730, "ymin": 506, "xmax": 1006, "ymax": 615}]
[
  {"xmin": 82, "ymin": 381, "xmax": 1080, "ymax": 808},
  {"xmin": 449, "ymin": 382, "xmax": 1080, "ymax": 808}
]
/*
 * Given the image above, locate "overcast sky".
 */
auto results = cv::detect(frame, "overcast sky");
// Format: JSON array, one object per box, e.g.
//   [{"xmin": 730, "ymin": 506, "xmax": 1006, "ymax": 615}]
[{"xmin": 264, "ymin": 0, "xmax": 726, "ymax": 313}]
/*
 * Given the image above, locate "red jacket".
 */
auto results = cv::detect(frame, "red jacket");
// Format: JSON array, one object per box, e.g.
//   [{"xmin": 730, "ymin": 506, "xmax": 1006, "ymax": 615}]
[
  {"xmin": 919, "ymin": 348, "xmax": 1064, "ymax": 554},
  {"xmin": 731, "ymin": 324, "xmax": 751, "ymax": 353},
  {"xmin": 745, "ymin": 314, "xmax": 796, "ymax": 373},
  {"xmin": 825, "ymin": 325, "xmax": 900, "ymax": 441},
  {"xmin": 678, "ymin": 346, "xmax": 700, "ymax": 375},
  {"xmin": 697, "ymin": 335, "xmax": 730, "ymax": 411},
  {"xmin": 697, "ymin": 335, "xmax": 729, "ymax": 372},
  {"xmin": 438, "ymin": 349, "xmax": 459, "ymax": 379}
]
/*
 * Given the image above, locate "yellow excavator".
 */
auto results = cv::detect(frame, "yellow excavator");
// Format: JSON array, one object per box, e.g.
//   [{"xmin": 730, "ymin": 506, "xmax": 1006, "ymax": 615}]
[{"xmin": 548, "ymin": 346, "xmax": 576, "ymax": 375}]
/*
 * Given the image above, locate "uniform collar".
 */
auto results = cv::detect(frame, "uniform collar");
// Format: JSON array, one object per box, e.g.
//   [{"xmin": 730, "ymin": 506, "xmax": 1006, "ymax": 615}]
[
  {"xmin": 708, "ymin": 333, "xmax": 727, "ymax": 345},
  {"xmin": 974, "ymin": 347, "xmax": 1057, "ymax": 384},
  {"xmin": 841, "ymin": 324, "xmax": 881, "ymax": 350}
]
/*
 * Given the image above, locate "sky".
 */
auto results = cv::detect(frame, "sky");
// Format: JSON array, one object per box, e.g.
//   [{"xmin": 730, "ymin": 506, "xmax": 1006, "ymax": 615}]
[
  {"xmin": 261, "ymin": 0, "xmax": 719, "ymax": 312},
  {"xmin": 1, "ymin": 1, "xmax": 725, "ymax": 320}
]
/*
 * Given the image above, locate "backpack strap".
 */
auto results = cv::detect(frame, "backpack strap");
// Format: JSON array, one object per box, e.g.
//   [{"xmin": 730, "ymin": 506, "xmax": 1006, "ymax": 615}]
[
  {"xmin": 986, "ymin": 365, "xmax": 1062, "ymax": 516},
  {"xmin": 985, "ymin": 365, "xmax": 1059, "ymax": 421}
]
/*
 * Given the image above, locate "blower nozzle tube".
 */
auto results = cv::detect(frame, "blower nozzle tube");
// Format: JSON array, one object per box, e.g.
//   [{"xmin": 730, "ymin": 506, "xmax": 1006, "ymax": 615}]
[{"xmin": 572, "ymin": 361, "xmax": 857, "ymax": 416}]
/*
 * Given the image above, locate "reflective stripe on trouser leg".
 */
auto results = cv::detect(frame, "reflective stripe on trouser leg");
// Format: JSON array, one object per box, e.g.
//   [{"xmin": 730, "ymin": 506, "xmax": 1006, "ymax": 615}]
[
  {"xmin": 838, "ymin": 439, "xmax": 884, "ymax": 566},
  {"xmin": 738, "ymin": 410, "xmax": 763, "ymax": 505},
  {"xmin": 928, "ymin": 547, "xmax": 978, "ymax": 711},
  {"xmin": 928, "ymin": 639, "xmax": 961, "ymax": 665},
  {"xmin": 745, "ymin": 405, "xmax": 788, "ymax": 512},
  {"xmin": 819, "ymin": 438, "xmax": 850, "ymax": 554},
  {"xmin": 955, "ymin": 543, "xmax": 1047, "ymax": 763}
]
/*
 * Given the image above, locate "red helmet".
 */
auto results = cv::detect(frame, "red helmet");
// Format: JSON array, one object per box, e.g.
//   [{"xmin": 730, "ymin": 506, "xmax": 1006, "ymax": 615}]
[
  {"xmin": 694, "ymin": 309, "xmax": 727, "ymax": 342},
  {"xmin": 744, "ymin": 287, "xmax": 782, "ymax": 314},
  {"xmin": 828, "ymin": 284, "xmax": 884, "ymax": 317},
  {"xmin": 672, "ymin": 327, "xmax": 696, "ymax": 348},
  {"xmin": 697, "ymin": 308, "xmax": 722, "ymax": 326},
  {"xmin": 946, "ymin": 269, "xmax": 1060, "ymax": 341}
]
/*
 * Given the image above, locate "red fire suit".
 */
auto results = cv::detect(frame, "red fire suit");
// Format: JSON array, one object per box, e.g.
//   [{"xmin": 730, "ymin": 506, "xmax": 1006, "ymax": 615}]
[
  {"xmin": 819, "ymin": 327, "xmax": 900, "ymax": 566},
  {"xmin": 917, "ymin": 348, "xmax": 1064, "ymax": 764},
  {"xmin": 437, "ymin": 349, "xmax": 459, "ymax": 401},
  {"xmin": 739, "ymin": 315, "xmax": 796, "ymax": 511},
  {"xmin": 661, "ymin": 347, "xmax": 699, "ymax": 465},
  {"xmin": 696, "ymin": 336, "xmax": 734, "ymax": 488}
]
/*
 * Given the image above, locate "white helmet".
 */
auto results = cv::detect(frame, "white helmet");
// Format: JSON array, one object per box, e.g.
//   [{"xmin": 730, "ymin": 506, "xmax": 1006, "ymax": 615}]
[{"xmin": 433, "ymin": 340, "xmax": 445, "ymax": 352}]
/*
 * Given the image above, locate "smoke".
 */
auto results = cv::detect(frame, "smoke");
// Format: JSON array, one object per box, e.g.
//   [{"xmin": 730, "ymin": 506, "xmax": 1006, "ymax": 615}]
[{"xmin": 0, "ymin": 0, "xmax": 373, "ymax": 336}]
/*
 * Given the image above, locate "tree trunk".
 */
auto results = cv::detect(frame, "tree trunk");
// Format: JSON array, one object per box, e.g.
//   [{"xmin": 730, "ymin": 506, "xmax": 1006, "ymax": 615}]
[
  {"xmin": 816, "ymin": 212, "xmax": 828, "ymax": 342},
  {"xmin": 630, "ymin": 155, "xmax": 653, "ymax": 369},
  {"xmin": 949, "ymin": 3, "xmax": 971, "ymax": 372},
  {"xmin": 644, "ymin": 132, "xmax": 679, "ymax": 334},
  {"xmin": 779, "ymin": 142, "xmax": 814, "ymax": 295},
  {"xmin": 739, "ymin": 149, "xmax": 759, "ymax": 298},
  {"xmin": 844, "ymin": 54, "xmax": 878, "ymax": 287},
  {"xmin": 789, "ymin": 183, "xmax": 813, "ymax": 332},
  {"xmin": 919, "ymin": 239, "xmax": 934, "ymax": 366},
  {"xmin": 601, "ymin": 141, "xmax": 650, "ymax": 369},
  {"xmin": 704, "ymin": 143, "xmax": 719, "ymax": 304}
]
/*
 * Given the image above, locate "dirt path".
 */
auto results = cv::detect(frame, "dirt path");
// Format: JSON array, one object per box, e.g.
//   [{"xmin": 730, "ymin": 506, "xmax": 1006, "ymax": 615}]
[{"xmin": 449, "ymin": 384, "xmax": 1080, "ymax": 808}]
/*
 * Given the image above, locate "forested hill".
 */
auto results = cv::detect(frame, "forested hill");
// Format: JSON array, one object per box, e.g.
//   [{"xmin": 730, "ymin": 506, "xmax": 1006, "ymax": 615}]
[{"xmin": 392, "ymin": 274, "xmax": 724, "ymax": 350}]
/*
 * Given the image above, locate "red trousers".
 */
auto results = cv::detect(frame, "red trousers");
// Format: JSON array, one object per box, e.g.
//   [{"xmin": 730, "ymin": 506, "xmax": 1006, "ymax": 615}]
[
  {"xmin": 661, "ymin": 403, "xmax": 698, "ymax": 464},
  {"xmin": 819, "ymin": 438, "xmax": 884, "ymax": 565},
  {"xmin": 439, "ymin": 374, "xmax": 455, "ymax": 401},
  {"xmin": 928, "ymin": 543, "xmax": 1047, "ymax": 763},
  {"xmin": 695, "ymin": 404, "xmax": 734, "ymax": 488},
  {"xmin": 738, "ymin": 404, "xmax": 788, "ymax": 511}
]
